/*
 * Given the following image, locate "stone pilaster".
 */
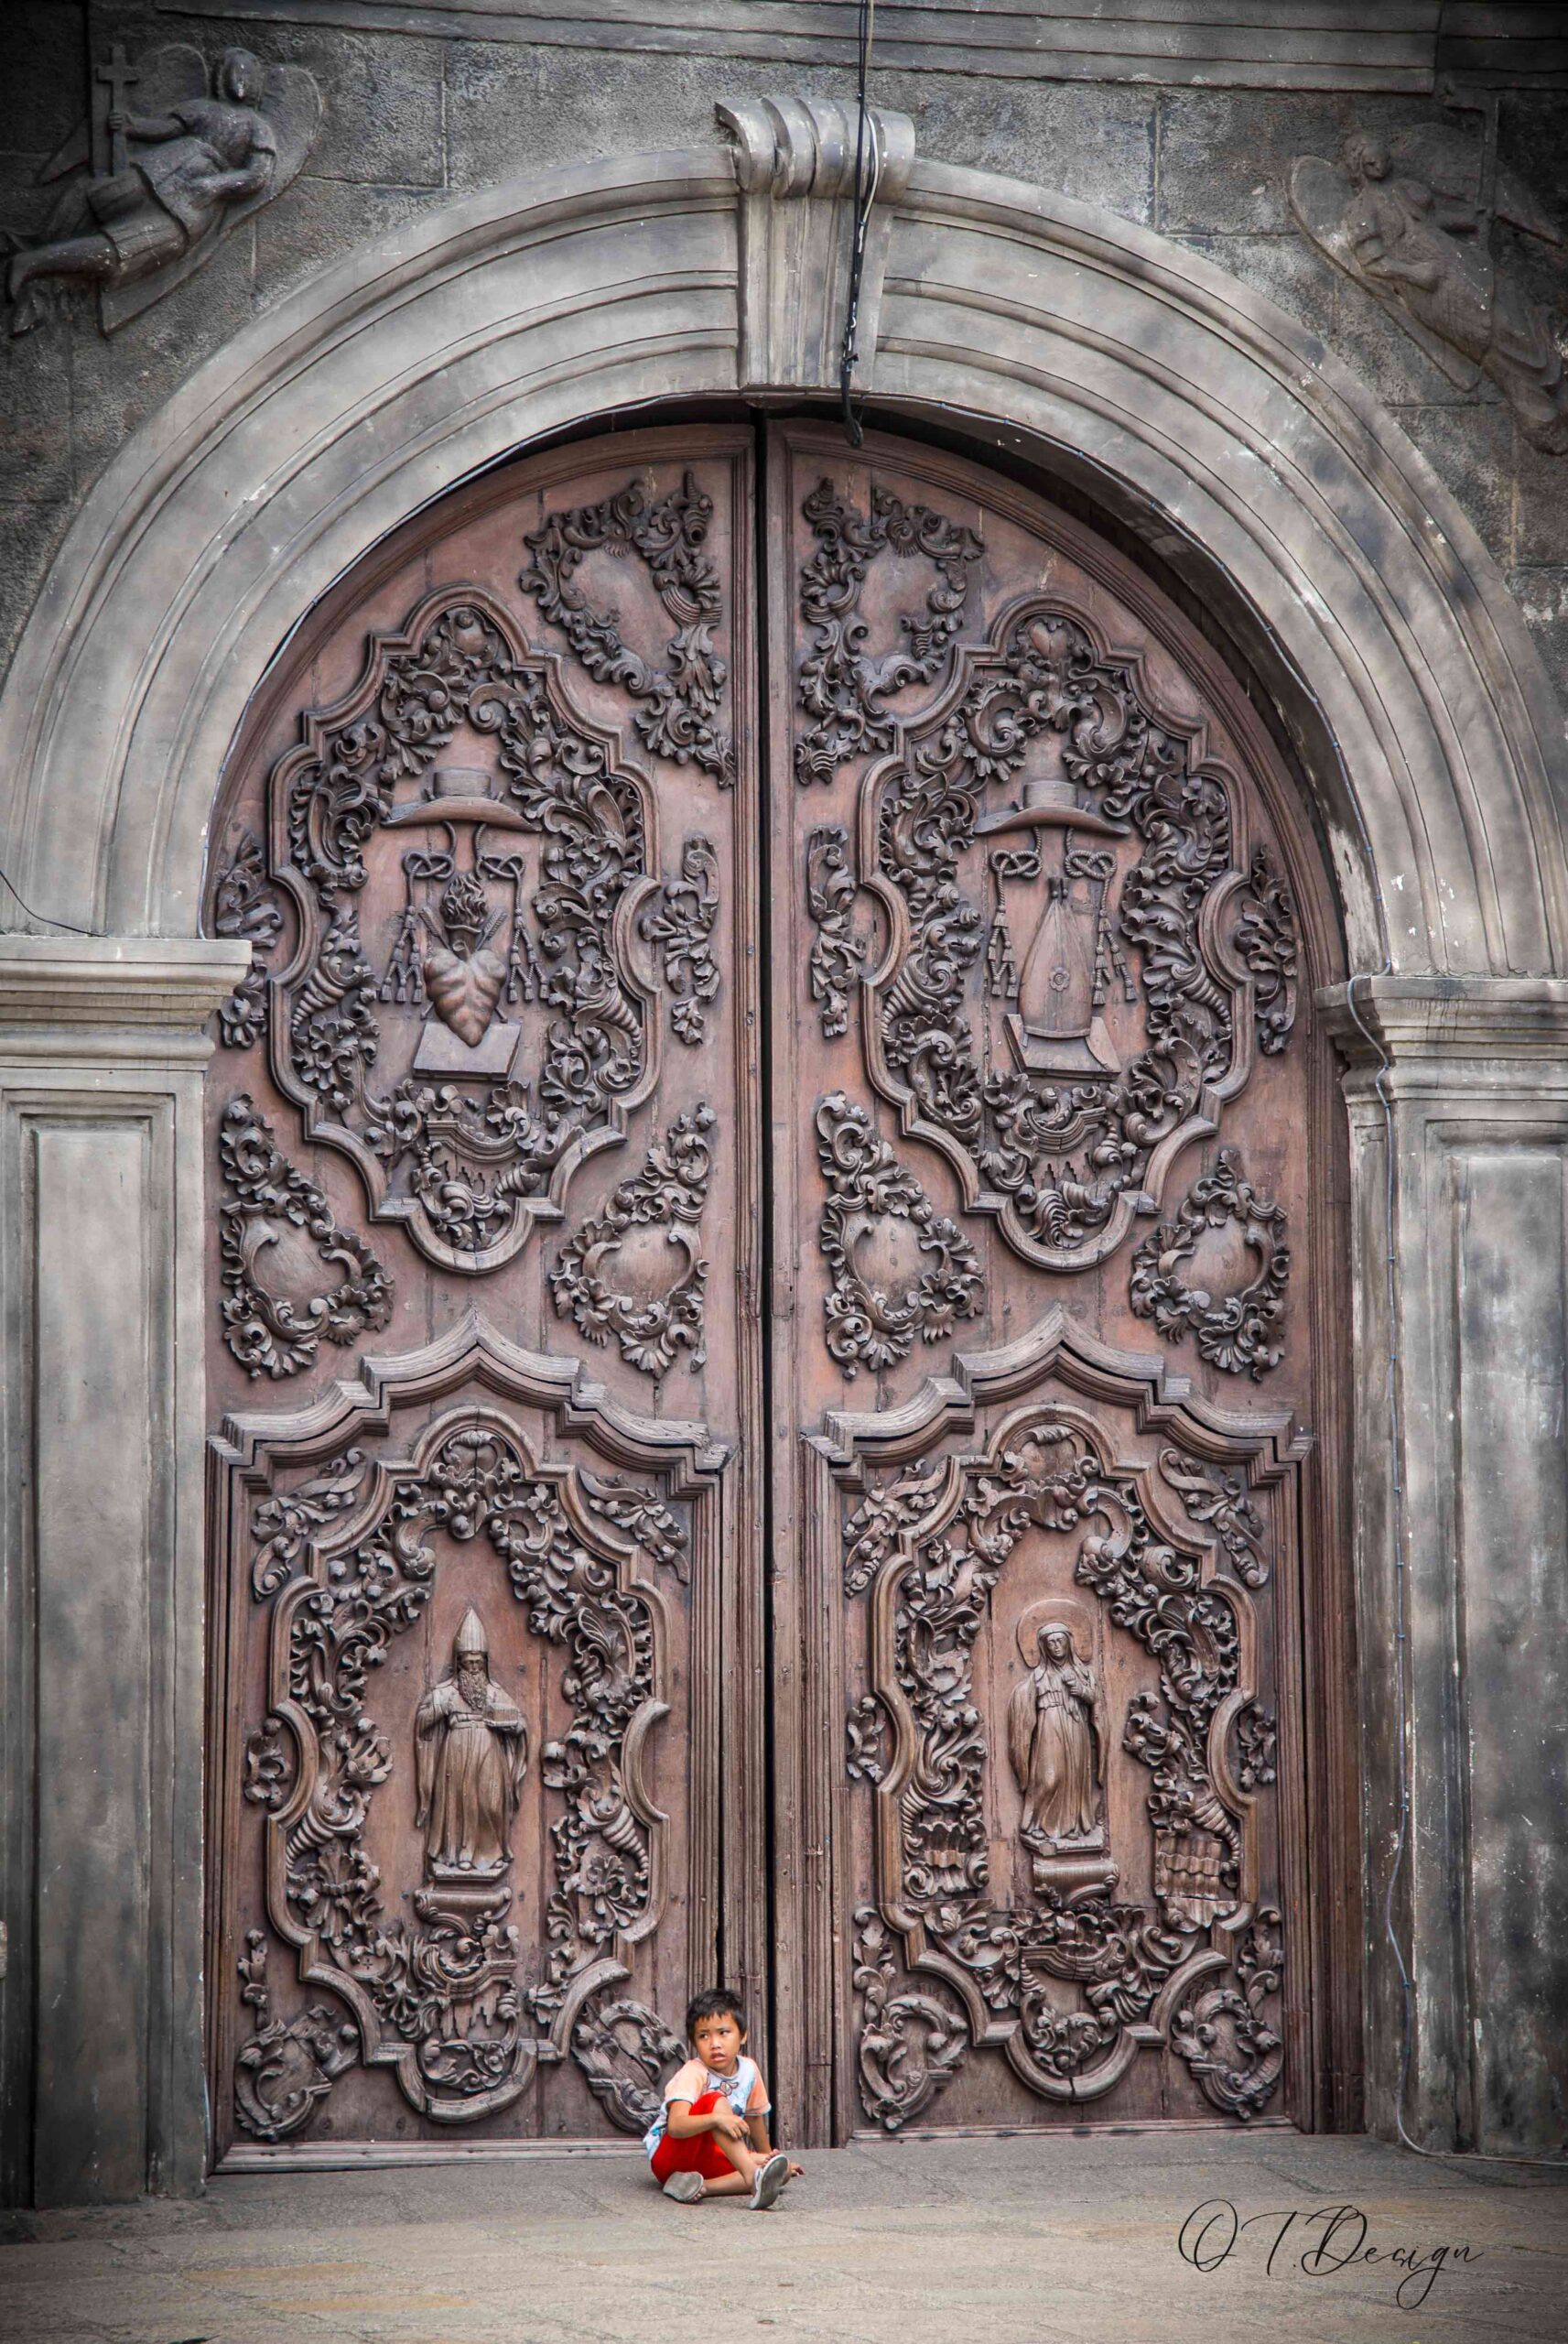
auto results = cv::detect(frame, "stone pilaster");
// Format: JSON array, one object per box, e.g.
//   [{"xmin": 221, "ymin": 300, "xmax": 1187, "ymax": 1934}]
[
  {"xmin": 0, "ymin": 936, "xmax": 248, "ymax": 2205},
  {"xmin": 1323, "ymin": 977, "xmax": 1568, "ymax": 2158}
]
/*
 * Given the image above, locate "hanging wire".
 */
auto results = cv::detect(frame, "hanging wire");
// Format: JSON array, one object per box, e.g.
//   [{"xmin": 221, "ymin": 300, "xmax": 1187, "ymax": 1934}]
[
  {"xmin": 838, "ymin": 0, "xmax": 880, "ymax": 448},
  {"xmin": 0, "ymin": 862, "xmax": 96, "ymax": 935}
]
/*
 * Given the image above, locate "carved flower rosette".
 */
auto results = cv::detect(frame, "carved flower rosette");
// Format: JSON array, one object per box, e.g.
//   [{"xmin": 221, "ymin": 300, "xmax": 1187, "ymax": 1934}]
[
  {"xmin": 856, "ymin": 597, "xmax": 1297, "ymax": 1272},
  {"xmin": 264, "ymin": 588, "xmax": 665, "ymax": 1273},
  {"xmin": 829, "ymin": 1335, "xmax": 1300, "ymax": 2130},
  {"xmin": 218, "ymin": 1327, "xmax": 722, "ymax": 2132}
]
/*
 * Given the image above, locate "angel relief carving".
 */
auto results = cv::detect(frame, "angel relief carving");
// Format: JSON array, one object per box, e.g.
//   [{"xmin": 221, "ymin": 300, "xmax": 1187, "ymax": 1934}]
[
  {"xmin": 1291, "ymin": 97, "xmax": 1568, "ymax": 455},
  {"xmin": 832, "ymin": 1335, "xmax": 1296, "ymax": 2131},
  {"xmin": 5, "ymin": 43, "xmax": 319, "ymax": 335},
  {"xmin": 855, "ymin": 599, "xmax": 1299, "ymax": 1272},
  {"xmin": 253, "ymin": 591, "xmax": 667, "ymax": 1274}
]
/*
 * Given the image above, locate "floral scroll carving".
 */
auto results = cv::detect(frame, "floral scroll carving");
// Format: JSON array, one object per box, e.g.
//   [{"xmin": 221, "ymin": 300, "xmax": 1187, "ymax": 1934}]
[
  {"xmin": 641, "ymin": 835, "xmax": 720, "ymax": 1046},
  {"xmin": 233, "ymin": 1929, "xmax": 358, "ymax": 2142},
  {"xmin": 214, "ymin": 832, "xmax": 286, "ymax": 1049},
  {"xmin": 218, "ymin": 1324, "xmax": 723, "ymax": 2131},
  {"xmin": 522, "ymin": 472, "xmax": 734, "ymax": 782},
  {"xmin": 1233, "ymin": 847, "xmax": 1299, "ymax": 1058},
  {"xmin": 806, "ymin": 825, "xmax": 868, "ymax": 1040},
  {"xmin": 1171, "ymin": 1907, "xmax": 1284, "ymax": 2120},
  {"xmin": 570, "ymin": 1991, "xmax": 686, "ymax": 2134},
  {"xmin": 218, "ymin": 1095, "xmax": 393, "ymax": 1379},
  {"xmin": 816, "ymin": 1093, "xmax": 982, "ymax": 1376},
  {"xmin": 795, "ymin": 480, "xmax": 981, "ymax": 785},
  {"xmin": 257, "ymin": 590, "xmax": 665, "ymax": 1274},
  {"xmin": 549, "ymin": 1104, "xmax": 714, "ymax": 1383},
  {"xmin": 1129, "ymin": 1151, "xmax": 1289, "ymax": 1379},
  {"xmin": 828, "ymin": 1320, "xmax": 1298, "ymax": 2129},
  {"xmin": 861, "ymin": 600, "xmax": 1282, "ymax": 1272},
  {"xmin": 852, "ymin": 1906, "xmax": 968, "ymax": 2132}
]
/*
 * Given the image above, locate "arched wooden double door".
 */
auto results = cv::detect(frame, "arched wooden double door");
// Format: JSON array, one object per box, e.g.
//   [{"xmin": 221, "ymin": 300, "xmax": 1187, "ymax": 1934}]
[{"xmin": 204, "ymin": 420, "xmax": 1347, "ymax": 2166}]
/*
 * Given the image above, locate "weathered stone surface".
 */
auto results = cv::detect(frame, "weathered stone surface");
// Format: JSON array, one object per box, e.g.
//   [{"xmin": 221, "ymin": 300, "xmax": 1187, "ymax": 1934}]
[
  {"xmin": 0, "ymin": 938, "xmax": 250, "ymax": 2207},
  {"xmin": 1325, "ymin": 977, "xmax": 1568, "ymax": 2157},
  {"xmin": 1509, "ymin": 567, "xmax": 1568, "ymax": 712},
  {"xmin": 1391, "ymin": 401, "xmax": 1518, "ymax": 570}
]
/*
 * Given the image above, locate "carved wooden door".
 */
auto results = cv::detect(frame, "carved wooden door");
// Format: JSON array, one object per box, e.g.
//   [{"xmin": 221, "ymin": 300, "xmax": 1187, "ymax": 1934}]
[
  {"xmin": 763, "ymin": 425, "xmax": 1337, "ymax": 2145},
  {"xmin": 205, "ymin": 428, "xmax": 767, "ymax": 2163},
  {"xmin": 206, "ymin": 419, "xmax": 1339, "ymax": 2165}
]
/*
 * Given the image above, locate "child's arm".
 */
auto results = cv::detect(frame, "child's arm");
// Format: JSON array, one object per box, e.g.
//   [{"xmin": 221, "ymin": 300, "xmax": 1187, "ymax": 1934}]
[{"xmin": 666, "ymin": 2098, "xmax": 749, "ymax": 2143}]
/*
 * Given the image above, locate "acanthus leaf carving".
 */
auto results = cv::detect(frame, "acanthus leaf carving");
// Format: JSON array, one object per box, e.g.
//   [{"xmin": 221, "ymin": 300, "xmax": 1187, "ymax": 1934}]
[
  {"xmin": 806, "ymin": 824, "xmax": 869, "ymax": 1040},
  {"xmin": 1129, "ymin": 1150, "xmax": 1289, "ymax": 1379},
  {"xmin": 852, "ymin": 1904, "xmax": 968, "ymax": 2132},
  {"xmin": 816, "ymin": 1092, "xmax": 982, "ymax": 1376},
  {"xmin": 570, "ymin": 1991, "xmax": 686, "ymax": 2134},
  {"xmin": 549, "ymin": 1104, "xmax": 714, "ymax": 1383},
  {"xmin": 250, "ymin": 1448, "xmax": 372, "ymax": 1600},
  {"xmin": 1232, "ymin": 1698, "xmax": 1279, "ymax": 1792},
  {"xmin": 795, "ymin": 481, "xmax": 982, "ymax": 785},
  {"xmin": 1171, "ymin": 1906, "xmax": 1284, "ymax": 2119},
  {"xmin": 1233, "ymin": 845, "xmax": 1299, "ymax": 1058},
  {"xmin": 846, "ymin": 1691, "xmax": 891, "ymax": 1785},
  {"xmin": 219, "ymin": 1094, "xmax": 393, "ymax": 1379},
  {"xmin": 1157, "ymin": 1449, "xmax": 1270, "ymax": 1589},
  {"xmin": 213, "ymin": 831, "xmax": 285, "ymax": 1048},
  {"xmin": 640, "ymin": 835, "xmax": 720, "ymax": 1046},
  {"xmin": 233, "ymin": 1927, "xmax": 359, "ymax": 2143},
  {"xmin": 522, "ymin": 472, "xmax": 734, "ymax": 782}
]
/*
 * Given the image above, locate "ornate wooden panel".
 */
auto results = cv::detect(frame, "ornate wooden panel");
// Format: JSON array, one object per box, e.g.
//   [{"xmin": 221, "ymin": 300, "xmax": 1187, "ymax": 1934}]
[
  {"xmin": 765, "ymin": 425, "xmax": 1344, "ymax": 2143},
  {"xmin": 206, "ymin": 417, "xmax": 1348, "ymax": 2163},
  {"xmin": 205, "ymin": 429, "xmax": 764, "ymax": 2164}
]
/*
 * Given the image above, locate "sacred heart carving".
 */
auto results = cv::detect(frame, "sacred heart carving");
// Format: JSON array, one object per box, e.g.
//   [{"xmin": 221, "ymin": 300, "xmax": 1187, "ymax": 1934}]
[{"xmin": 423, "ymin": 939, "xmax": 506, "ymax": 1047}]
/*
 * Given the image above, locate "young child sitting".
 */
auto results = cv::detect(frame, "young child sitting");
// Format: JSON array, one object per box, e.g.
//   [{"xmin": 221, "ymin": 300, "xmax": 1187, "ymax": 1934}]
[{"xmin": 643, "ymin": 1988, "xmax": 804, "ymax": 2208}]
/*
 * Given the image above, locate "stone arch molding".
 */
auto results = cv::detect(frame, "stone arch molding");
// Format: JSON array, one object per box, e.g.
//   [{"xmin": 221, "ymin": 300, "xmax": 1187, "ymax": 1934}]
[{"xmin": 0, "ymin": 94, "xmax": 1565, "ymax": 976}]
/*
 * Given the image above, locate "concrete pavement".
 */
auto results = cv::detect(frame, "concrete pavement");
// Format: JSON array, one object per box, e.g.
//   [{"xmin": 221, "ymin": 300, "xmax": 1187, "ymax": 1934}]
[{"xmin": 2, "ymin": 2129, "xmax": 1564, "ymax": 2344}]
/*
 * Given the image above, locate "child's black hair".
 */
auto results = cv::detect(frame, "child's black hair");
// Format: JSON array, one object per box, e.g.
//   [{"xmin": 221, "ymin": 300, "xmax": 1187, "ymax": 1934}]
[{"xmin": 686, "ymin": 1985, "xmax": 747, "ymax": 2042}]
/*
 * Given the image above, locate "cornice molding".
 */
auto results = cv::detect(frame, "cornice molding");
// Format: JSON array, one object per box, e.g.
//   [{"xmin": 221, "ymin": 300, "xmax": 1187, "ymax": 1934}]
[{"xmin": 0, "ymin": 935, "xmax": 251, "ymax": 1033}]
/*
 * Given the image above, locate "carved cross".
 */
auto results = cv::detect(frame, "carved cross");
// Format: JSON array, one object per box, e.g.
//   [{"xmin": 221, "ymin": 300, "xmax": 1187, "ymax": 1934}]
[{"xmin": 92, "ymin": 45, "xmax": 141, "ymax": 178}]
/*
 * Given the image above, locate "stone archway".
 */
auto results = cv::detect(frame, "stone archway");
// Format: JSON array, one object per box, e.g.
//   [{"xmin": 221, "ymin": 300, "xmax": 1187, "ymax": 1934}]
[{"xmin": 2, "ymin": 100, "xmax": 1565, "ymax": 2199}]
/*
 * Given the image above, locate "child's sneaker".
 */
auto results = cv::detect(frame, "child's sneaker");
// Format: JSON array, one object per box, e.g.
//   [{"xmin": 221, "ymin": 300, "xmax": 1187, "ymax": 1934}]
[
  {"xmin": 663, "ymin": 2171, "xmax": 705, "ymax": 2203},
  {"xmin": 750, "ymin": 2152, "xmax": 789, "ymax": 2210}
]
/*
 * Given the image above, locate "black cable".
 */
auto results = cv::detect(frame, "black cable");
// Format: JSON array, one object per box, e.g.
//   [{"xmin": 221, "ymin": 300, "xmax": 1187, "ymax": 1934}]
[
  {"xmin": 0, "ymin": 863, "xmax": 97, "ymax": 935},
  {"xmin": 838, "ymin": 0, "xmax": 877, "ymax": 449}
]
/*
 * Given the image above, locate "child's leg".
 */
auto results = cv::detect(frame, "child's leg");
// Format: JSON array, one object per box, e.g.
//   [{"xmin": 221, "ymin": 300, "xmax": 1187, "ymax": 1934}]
[{"xmin": 651, "ymin": 2092, "xmax": 754, "ymax": 2195}]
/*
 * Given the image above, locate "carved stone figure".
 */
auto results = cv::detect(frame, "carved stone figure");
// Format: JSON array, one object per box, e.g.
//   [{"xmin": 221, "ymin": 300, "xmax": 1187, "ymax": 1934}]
[
  {"xmin": 1291, "ymin": 107, "xmax": 1568, "ymax": 454},
  {"xmin": 1008, "ymin": 1622, "xmax": 1108, "ymax": 1847},
  {"xmin": 416, "ymin": 1611, "xmax": 529, "ymax": 1879},
  {"xmin": 5, "ymin": 44, "xmax": 319, "ymax": 336}
]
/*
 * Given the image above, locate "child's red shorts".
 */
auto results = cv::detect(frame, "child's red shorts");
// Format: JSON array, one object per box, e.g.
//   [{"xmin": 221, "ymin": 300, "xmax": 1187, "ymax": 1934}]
[{"xmin": 649, "ymin": 2091, "xmax": 738, "ymax": 2184}]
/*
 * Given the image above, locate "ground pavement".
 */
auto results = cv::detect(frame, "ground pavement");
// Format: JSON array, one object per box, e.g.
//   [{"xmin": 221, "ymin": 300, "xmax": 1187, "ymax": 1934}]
[{"xmin": 2, "ymin": 2129, "xmax": 1564, "ymax": 2344}]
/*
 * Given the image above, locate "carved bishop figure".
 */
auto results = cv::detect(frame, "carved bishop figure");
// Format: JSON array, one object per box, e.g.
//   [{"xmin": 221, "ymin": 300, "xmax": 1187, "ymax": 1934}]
[{"xmin": 415, "ymin": 1610, "xmax": 529, "ymax": 1878}]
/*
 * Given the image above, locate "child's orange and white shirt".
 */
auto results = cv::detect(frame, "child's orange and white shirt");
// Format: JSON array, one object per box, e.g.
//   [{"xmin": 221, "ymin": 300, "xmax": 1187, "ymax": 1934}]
[{"xmin": 642, "ymin": 2056, "xmax": 769, "ymax": 2163}]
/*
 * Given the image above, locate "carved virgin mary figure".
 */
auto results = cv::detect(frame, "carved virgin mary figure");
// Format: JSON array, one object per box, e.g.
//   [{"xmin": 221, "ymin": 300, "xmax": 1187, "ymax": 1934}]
[
  {"xmin": 415, "ymin": 1609, "xmax": 529, "ymax": 1877},
  {"xmin": 1008, "ymin": 1622, "xmax": 1107, "ymax": 1845}
]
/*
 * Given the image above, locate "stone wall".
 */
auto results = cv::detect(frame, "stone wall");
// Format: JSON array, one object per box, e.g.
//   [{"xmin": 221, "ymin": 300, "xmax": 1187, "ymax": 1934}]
[{"xmin": 4, "ymin": 4, "xmax": 1567, "ymax": 726}]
